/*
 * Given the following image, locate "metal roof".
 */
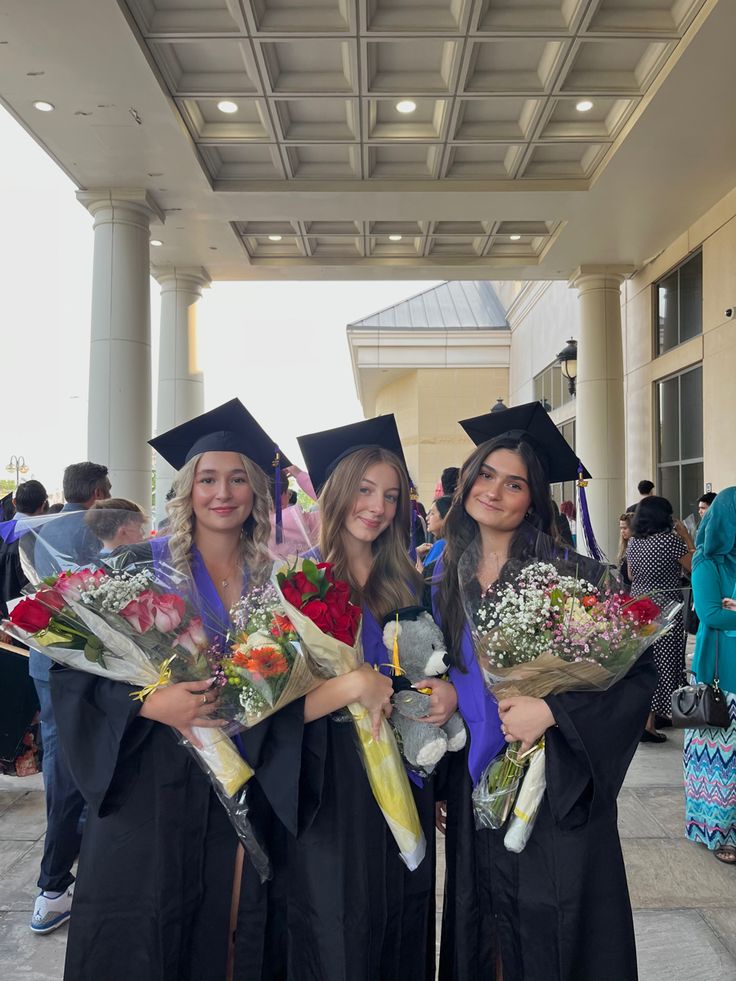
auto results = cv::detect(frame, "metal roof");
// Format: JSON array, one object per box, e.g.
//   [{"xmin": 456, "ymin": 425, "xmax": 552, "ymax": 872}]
[{"xmin": 348, "ymin": 281, "xmax": 510, "ymax": 331}]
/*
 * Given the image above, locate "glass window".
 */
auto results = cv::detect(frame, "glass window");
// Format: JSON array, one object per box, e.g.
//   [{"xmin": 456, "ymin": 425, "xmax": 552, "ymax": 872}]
[
  {"xmin": 533, "ymin": 361, "xmax": 573, "ymax": 413},
  {"xmin": 680, "ymin": 367, "xmax": 703, "ymax": 460},
  {"xmin": 680, "ymin": 252, "xmax": 703, "ymax": 343},
  {"xmin": 656, "ymin": 365, "xmax": 703, "ymax": 520},
  {"xmin": 655, "ymin": 251, "xmax": 703, "ymax": 355},
  {"xmin": 658, "ymin": 376, "xmax": 680, "ymax": 464}
]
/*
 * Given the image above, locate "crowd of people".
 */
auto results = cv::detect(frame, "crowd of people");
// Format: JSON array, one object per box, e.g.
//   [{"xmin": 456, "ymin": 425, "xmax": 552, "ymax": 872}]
[{"xmin": 0, "ymin": 399, "xmax": 734, "ymax": 981}]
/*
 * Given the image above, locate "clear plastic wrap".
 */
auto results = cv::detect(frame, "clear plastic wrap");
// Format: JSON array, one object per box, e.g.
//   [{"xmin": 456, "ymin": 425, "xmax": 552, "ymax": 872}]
[
  {"xmin": 458, "ymin": 524, "xmax": 685, "ymax": 843},
  {"xmin": 273, "ymin": 556, "xmax": 426, "ymax": 871}
]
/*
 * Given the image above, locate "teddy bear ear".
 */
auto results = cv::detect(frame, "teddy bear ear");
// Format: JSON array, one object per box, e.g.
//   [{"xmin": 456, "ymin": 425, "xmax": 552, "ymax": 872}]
[{"xmin": 382, "ymin": 621, "xmax": 401, "ymax": 646}]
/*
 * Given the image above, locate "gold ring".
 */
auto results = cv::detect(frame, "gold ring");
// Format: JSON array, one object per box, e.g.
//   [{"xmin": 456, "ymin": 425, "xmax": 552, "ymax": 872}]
[{"xmin": 201, "ymin": 693, "xmax": 207, "ymax": 705}]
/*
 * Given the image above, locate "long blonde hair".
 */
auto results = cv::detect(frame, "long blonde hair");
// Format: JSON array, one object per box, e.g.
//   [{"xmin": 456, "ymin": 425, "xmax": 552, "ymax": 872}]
[
  {"xmin": 166, "ymin": 452, "xmax": 272, "ymax": 583},
  {"xmin": 318, "ymin": 447, "xmax": 423, "ymax": 619},
  {"xmin": 617, "ymin": 511, "xmax": 632, "ymax": 566}
]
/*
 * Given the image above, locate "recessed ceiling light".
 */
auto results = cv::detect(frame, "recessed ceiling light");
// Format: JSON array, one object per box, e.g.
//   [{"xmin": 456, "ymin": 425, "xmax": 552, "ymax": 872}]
[
  {"xmin": 217, "ymin": 100, "xmax": 238, "ymax": 114},
  {"xmin": 33, "ymin": 101, "xmax": 54, "ymax": 112},
  {"xmin": 150, "ymin": 239, "xmax": 163, "ymax": 247},
  {"xmin": 388, "ymin": 234, "xmax": 403, "ymax": 242},
  {"xmin": 268, "ymin": 234, "xmax": 283, "ymax": 242},
  {"xmin": 395, "ymin": 100, "xmax": 417, "ymax": 114},
  {"xmin": 576, "ymin": 100, "xmax": 594, "ymax": 113},
  {"xmin": 509, "ymin": 234, "xmax": 521, "ymax": 241}
]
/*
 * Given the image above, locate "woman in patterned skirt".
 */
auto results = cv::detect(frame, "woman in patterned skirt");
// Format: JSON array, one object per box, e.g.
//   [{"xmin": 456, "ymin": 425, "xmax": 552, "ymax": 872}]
[
  {"xmin": 627, "ymin": 496, "xmax": 691, "ymax": 742},
  {"xmin": 686, "ymin": 487, "xmax": 736, "ymax": 864}
]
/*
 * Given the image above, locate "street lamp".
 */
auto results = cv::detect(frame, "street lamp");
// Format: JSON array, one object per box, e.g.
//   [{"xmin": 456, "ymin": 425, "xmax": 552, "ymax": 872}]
[
  {"xmin": 556, "ymin": 338, "xmax": 578, "ymax": 397},
  {"xmin": 5, "ymin": 455, "xmax": 30, "ymax": 489},
  {"xmin": 490, "ymin": 398, "xmax": 507, "ymax": 413}
]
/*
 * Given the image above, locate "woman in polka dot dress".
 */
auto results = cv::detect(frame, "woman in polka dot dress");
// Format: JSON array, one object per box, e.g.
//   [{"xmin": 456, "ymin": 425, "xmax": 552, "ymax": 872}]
[{"xmin": 627, "ymin": 495, "xmax": 692, "ymax": 742}]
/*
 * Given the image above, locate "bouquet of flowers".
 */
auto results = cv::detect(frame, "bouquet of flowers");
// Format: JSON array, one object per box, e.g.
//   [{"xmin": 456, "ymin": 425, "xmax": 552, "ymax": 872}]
[
  {"xmin": 207, "ymin": 581, "xmax": 322, "ymax": 726},
  {"xmin": 274, "ymin": 557, "xmax": 426, "ymax": 871},
  {"xmin": 459, "ymin": 538, "xmax": 683, "ymax": 852},
  {"xmin": 4, "ymin": 564, "xmax": 258, "ymax": 796}
]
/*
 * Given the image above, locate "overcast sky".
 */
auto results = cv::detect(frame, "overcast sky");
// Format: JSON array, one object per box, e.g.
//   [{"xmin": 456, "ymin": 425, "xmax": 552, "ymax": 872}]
[{"xmin": 0, "ymin": 106, "xmax": 439, "ymax": 499}]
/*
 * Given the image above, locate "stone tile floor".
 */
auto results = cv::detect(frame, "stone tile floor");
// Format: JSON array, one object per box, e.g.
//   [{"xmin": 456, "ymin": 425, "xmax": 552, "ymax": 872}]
[{"xmin": 1, "ymin": 730, "xmax": 735, "ymax": 980}]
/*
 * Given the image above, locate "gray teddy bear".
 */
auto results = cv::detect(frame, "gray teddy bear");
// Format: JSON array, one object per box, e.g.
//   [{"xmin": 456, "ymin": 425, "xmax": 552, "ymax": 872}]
[{"xmin": 382, "ymin": 607, "xmax": 467, "ymax": 774}]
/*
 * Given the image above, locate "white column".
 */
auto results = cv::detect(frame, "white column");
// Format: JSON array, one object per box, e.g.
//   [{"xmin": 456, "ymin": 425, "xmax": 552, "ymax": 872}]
[
  {"xmin": 153, "ymin": 267, "xmax": 210, "ymax": 522},
  {"xmin": 569, "ymin": 266, "xmax": 633, "ymax": 561},
  {"xmin": 77, "ymin": 189, "xmax": 164, "ymax": 509}
]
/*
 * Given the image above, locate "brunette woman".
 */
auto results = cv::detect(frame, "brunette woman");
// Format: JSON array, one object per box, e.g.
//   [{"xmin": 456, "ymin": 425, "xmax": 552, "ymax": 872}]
[{"xmin": 433, "ymin": 402, "xmax": 657, "ymax": 981}]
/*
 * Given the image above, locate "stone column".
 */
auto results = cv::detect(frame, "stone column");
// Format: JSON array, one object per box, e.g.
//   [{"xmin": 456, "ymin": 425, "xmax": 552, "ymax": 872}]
[
  {"xmin": 77, "ymin": 189, "xmax": 164, "ymax": 508},
  {"xmin": 569, "ymin": 266, "xmax": 633, "ymax": 560},
  {"xmin": 153, "ymin": 267, "xmax": 210, "ymax": 522}
]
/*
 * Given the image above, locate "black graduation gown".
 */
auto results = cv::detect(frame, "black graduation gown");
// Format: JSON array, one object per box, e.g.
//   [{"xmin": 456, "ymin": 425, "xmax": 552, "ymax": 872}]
[
  {"xmin": 439, "ymin": 650, "xmax": 658, "ymax": 981},
  {"xmin": 236, "ymin": 711, "xmax": 437, "ymax": 981},
  {"xmin": 50, "ymin": 666, "xmax": 307, "ymax": 981}
]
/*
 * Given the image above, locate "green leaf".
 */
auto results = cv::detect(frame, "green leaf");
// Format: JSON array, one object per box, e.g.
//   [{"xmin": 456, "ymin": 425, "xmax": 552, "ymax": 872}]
[{"xmin": 301, "ymin": 558, "xmax": 320, "ymax": 584}]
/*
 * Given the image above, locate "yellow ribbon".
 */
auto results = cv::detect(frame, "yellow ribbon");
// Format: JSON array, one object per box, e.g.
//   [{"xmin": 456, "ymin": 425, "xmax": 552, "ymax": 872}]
[{"xmin": 130, "ymin": 655, "xmax": 177, "ymax": 702}]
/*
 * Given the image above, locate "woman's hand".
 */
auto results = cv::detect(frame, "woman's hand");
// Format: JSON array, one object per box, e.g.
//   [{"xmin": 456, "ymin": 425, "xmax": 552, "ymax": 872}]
[
  {"xmin": 723, "ymin": 598, "xmax": 736, "ymax": 611},
  {"xmin": 352, "ymin": 664, "xmax": 395, "ymax": 739},
  {"xmin": 411, "ymin": 677, "xmax": 458, "ymax": 726},
  {"xmin": 138, "ymin": 679, "xmax": 225, "ymax": 748},
  {"xmin": 498, "ymin": 696, "xmax": 556, "ymax": 753}
]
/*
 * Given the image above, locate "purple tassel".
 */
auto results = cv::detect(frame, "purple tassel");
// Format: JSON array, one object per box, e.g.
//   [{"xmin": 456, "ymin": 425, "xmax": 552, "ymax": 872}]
[
  {"xmin": 408, "ymin": 480, "xmax": 418, "ymax": 562},
  {"xmin": 273, "ymin": 450, "xmax": 283, "ymax": 544},
  {"xmin": 577, "ymin": 463, "xmax": 606, "ymax": 562}
]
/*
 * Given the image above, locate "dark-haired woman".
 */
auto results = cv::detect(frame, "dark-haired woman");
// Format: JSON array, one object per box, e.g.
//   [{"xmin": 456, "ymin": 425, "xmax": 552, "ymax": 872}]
[
  {"xmin": 627, "ymin": 495, "xmax": 691, "ymax": 742},
  {"xmin": 432, "ymin": 427, "xmax": 657, "ymax": 981}
]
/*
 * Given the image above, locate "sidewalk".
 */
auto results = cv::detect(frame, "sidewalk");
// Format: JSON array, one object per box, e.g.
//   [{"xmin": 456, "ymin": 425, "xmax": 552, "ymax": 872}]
[{"xmin": 2, "ymin": 731, "xmax": 736, "ymax": 979}]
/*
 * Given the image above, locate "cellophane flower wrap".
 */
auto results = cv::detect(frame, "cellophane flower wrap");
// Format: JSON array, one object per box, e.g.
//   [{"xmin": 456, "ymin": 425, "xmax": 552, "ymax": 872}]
[
  {"xmin": 0, "ymin": 511, "xmax": 274, "ymax": 875},
  {"xmin": 273, "ymin": 557, "xmax": 426, "ymax": 871},
  {"xmin": 458, "ymin": 524, "xmax": 684, "ymax": 851},
  {"xmin": 206, "ymin": 581, "xmax": 322, "ymax": 726}
]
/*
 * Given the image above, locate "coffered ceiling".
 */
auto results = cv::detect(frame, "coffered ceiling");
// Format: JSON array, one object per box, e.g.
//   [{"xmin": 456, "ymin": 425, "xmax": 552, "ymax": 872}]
[{"xmin": 0, "ymin": 0, "xmax": 734, "ymax": 279}]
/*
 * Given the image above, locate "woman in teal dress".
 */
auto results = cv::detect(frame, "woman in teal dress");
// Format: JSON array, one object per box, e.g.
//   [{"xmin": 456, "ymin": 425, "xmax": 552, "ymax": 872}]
[{"xmin": 685, "ymin": 486, "xmax": 736, "ymax": 863}]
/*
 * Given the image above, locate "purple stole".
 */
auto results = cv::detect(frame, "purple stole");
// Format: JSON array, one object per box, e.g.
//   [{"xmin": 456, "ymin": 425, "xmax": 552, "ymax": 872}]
[{"xmin": 430, "ymin": 556, "xmax": 505, "ymax": 785}]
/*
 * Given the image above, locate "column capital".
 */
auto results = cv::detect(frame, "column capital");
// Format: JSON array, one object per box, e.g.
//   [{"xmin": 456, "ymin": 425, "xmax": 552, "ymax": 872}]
[
  {"xmin": 76, "ymin": 188, "xmax": 166, "ymax": 226},
  {"xmin": 568, "ymin": 264, "xmax": 636, "ymax": 292},
  {"xmin": 153, "ymin": 265, "xmax": 212, "ymax": 293}
]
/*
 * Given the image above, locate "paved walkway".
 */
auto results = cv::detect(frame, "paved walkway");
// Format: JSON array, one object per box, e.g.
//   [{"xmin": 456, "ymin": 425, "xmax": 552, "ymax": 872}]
[{"xmin": 2, "ymin": 730, "xmax": 735, "ymax": 980}]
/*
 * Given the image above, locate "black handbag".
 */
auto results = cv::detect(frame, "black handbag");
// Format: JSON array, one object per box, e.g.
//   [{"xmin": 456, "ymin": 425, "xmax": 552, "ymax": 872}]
[{"xmin": 671, "ymin": 632, "xmax": 731, "ymax": 729}]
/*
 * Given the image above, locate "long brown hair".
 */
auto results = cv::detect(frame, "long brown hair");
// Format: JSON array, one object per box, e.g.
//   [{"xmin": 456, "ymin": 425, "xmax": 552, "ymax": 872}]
[
  {"xmin": 617, "ymin": 512, "xmax": 632, "ymax": 565},
  {"xmin": 436, "ymin": 435, "xmax": 555, "ymax": 668},
  {"xmin": 318, "ymin": 447, "xmax": 423, "ymax": 619}
]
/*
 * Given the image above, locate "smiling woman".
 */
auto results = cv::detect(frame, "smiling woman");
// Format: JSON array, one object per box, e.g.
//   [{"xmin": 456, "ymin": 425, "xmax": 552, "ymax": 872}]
[{"xmin": 48, "ymin": 399, "xmax": 312, "ymax": 981}]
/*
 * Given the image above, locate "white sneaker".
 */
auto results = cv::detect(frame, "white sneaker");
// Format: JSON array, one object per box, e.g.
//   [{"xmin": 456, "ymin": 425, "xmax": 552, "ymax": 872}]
[{"xmin": 30, "ymin": 889, "xmax": 73, "ymax": 934}]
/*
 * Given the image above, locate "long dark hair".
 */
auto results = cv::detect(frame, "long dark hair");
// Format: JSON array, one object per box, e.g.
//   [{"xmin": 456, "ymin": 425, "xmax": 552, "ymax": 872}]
[
  {"xmin": 436, "ymin": 435, "xmax": 555, "ymax": 668},
  {"xmin": 630, "ymin": 495, "xmax": 673, "ymax": 538}
]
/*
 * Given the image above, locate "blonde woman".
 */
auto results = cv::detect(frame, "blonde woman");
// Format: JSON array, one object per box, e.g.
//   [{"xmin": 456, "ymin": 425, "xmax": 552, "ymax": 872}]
[
  {"xmin": 50, "ymin": 401, "xmax": 305, "ymax": 981},
  {"xmin": 261, "ymin": 415, "xmax": 456, "ymax": 981}
]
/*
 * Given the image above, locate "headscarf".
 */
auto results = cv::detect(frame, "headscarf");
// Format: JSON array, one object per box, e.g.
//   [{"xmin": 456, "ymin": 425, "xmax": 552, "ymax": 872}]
[{"xmin": 692, "ymin": 487, "xmax": 736, "ymax": 580}]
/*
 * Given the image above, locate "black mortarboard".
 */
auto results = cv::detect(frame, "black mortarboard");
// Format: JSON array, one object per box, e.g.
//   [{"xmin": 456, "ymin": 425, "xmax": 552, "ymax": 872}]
[
  {"xmin": 298, "ymin": 415, "xmax": 408, "ymax": 495},
  {"xmin": 459, "ymin": 401, "xmax": 590, "ymax": 483},
  {"xmin": 149, "ymin": 399, "xmax": 290, "ymax": 475}
]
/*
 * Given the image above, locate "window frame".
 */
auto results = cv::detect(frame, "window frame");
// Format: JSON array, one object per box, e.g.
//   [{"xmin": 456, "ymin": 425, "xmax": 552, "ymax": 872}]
[{"xmin": 653, "ymin": 249, "xmax": 703, "ymax": 356}]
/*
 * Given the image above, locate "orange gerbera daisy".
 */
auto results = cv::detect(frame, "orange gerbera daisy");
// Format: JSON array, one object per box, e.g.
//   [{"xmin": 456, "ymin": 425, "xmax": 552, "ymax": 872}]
[{"xmin": 245, "ymin": 645, "xmax": 289, "ymax": 678}]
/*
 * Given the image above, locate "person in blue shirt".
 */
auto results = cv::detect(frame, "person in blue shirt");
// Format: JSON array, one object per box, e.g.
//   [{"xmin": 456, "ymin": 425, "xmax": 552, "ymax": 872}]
[
  {"xmin": 29, "ymin": 461, "xmax": 111, "ymax": 934},
  {"xmin": 415, "ymin": 495, "xmax": 451, "ymax": 570}
]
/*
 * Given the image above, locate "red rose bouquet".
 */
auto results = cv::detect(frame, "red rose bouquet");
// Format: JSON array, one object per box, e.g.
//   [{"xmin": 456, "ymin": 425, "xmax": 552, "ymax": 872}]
[{"xmin": 273, "ymin": 557, "xmax": 426, "ymax": 871}]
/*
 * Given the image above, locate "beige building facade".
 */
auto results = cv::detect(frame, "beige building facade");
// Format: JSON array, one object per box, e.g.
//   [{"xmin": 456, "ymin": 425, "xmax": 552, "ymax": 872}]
[{"xmin": 350, "ymin": 180, "xmax": 736, "ymax": 556}]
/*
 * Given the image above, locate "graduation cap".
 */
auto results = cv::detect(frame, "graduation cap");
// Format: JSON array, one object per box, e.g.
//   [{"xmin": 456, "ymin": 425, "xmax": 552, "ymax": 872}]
[
  {"xmin": 297, "ymin": 415, "xmax": 408, "ymax": 495},
  {"xmin": 458, "ymin": 400, "xmax": 590, "ymax": 484},
  {"xmin": 149, "ymin": 399, "xmax": 290, "ymax": 475}
]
